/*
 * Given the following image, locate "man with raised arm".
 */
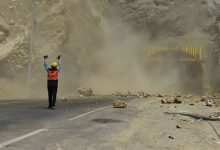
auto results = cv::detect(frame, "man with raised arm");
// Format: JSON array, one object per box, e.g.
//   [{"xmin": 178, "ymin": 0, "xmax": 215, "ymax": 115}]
[{"xmin": 43, "ymin": 55, "xmax": 61, "ymax": 109}]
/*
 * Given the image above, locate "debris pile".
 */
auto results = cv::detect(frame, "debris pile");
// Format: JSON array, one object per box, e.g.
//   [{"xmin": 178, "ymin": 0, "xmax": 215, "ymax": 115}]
[
  {"xmin": 113, "ymin": 99, "xmax": 127, "ymax": 108},
  {"xmin": 78, "ymin": 87, "xmax": 93, "ymax": 97}
]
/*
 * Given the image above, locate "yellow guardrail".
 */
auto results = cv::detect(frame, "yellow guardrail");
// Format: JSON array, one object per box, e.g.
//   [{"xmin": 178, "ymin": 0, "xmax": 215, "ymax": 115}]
[{"xmin": 145, "ymin": 46, "xmax": 203, "ymax": 61}]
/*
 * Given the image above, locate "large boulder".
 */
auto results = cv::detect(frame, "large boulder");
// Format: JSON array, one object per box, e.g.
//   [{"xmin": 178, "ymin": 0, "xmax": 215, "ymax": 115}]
[{"xmin": 113, "ymin": 99, "xmax": 127, "ymax": 108}]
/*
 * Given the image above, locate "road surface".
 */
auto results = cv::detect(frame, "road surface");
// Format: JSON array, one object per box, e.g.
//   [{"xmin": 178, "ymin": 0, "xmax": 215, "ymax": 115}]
[
  {"xmin": 0, "ymin": 97, "xmax": 136, "ymax": 150},
  {"xmin": 1, "ymin": 96, "xmax": 220, "ymax": 150}
]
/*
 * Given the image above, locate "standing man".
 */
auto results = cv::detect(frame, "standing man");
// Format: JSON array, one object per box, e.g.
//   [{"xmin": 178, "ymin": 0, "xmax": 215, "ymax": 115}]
[{"xmin": 44, "ymin": 55, "xmax": 61, "ymax": 109}]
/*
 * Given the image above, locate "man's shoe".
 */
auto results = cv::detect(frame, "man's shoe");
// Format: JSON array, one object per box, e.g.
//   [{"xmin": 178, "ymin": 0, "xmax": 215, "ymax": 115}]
[{"xmin": 48, "ymin": 106, "xmax": 54, "ymax": 110}]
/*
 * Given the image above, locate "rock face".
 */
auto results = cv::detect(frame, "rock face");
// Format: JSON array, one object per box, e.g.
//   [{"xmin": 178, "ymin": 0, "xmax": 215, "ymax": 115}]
[
  {"xmin": 0, "ymin": 0, "xmax": 220, "ymax": 97},
  {"xmin": 113, "ymin": 99, "xmax": 127, "ymax": 108}
]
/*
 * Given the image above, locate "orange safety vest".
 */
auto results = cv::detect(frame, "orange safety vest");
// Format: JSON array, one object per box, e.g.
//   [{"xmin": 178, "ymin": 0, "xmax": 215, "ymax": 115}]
[{"xmin": 48, "ymin": 69, "xmax": 58, "ymax": 80}]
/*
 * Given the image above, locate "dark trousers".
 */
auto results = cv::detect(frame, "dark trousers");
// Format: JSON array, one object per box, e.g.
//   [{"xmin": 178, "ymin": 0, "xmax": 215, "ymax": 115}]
[{"xmin": 47, "ymin": 80, "xmax": 58, "ymax": 107}]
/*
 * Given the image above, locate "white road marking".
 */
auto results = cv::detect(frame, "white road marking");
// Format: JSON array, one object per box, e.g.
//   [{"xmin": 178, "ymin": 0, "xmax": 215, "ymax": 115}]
[
  {"xmin": 69, "ymin": 106, "xmax": 110, "ymax": 121},
  {"xmin": 0, "ymin": 101, "xmax": 32, "ymax": 106},
  {"xmin": 0, "ymin": 129, "xmax": 47, "ymax": 149}
]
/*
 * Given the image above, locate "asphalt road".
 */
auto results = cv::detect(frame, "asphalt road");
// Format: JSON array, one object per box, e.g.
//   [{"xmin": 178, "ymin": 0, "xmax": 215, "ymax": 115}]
[
  {"xmin": 0, "ymin": 97, "xmax": 133, "ymax": 150},
  {"xmin": 1, "ymin": 97, "xmax": 220, "ymax": 150}
]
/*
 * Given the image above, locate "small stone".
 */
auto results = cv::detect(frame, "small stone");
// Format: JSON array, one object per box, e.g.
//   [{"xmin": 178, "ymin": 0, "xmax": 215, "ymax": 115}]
[
  {"xmin": 206, "ymin": 100, "xmax": 213, "ymax": 107},
  {"xmin": 189, "ymin": 103, "xmax": 194, "ymax": 105},
  {"xmin": 61, "ymin": 97, "xmax": 68, "ymax": 101},
  {"xmin": 144, "ymin": 92, "xmax": 151, "ymax": 98},
  {"xmin": 201, "ymin": 96, "xmax": 207, "ymax": 102},
  {"xmin": 176, "ymin": 125, "xmax": 182, "ymax": 129},
  {"xmin": 168, "ymin": 135, "xmax": 175, "ymax": 139}
]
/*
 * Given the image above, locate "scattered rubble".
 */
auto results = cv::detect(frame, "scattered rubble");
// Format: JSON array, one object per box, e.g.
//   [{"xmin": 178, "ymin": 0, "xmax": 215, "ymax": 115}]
[
  {"xmin": 78, "ymin": 87, "xmax": 93, "ymax": 97},
  {"xmin": 113, "ymin": 99, "xmax": 127, "ymax": 108}
]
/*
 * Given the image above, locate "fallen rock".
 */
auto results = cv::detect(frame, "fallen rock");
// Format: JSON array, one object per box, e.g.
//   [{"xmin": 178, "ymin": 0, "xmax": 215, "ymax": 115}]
[
  {"xmin": 161, "ymin": 97, "xmax": 181, "ymax": 104},
  {"xmin": 176, "ymin": 125, "xmax": 182, "ymax": 129},
  {"xmin": 161, "ymin": 98, "xmax": 173, "ymax": 104},
  {"xmin": 201, "ymin": 96, "xmax": 207, "ymax": 102},
  {"xmin": 113, "ymin": 99, "xmax": 127, "ymax": 108},
  {"xmin": 61, "ymin": 97, "xmax": 68, "ymax": 101},
  {"xmin": 161, "ymin": 99, "xmax": 167, "ymax": 104},
  {"xmin": 158, "ymin": 93, "xmax": 163, "ymax": 97},
  {"xmin": 176, "ymin": 95, "xmax": 182, "ymax": 98},
  {"xmin": 173, "ymin": 97, "xmax": 182, "ymax": 104},
  {"xmin": 168, "ymin": 135, "xmax": 175, "ymax": 139},
  {"xmin": 206, "ymin": 100, "xmax": 213, "ymax": 107},
  {"xmin": 144, "ymin": 92, "xmax": 151, "ymax": 98},
  {"xmin": 138, "ymin": 91, "xmax": 145, "ymax": 97},
  {"xmin": 78, "ymin": 87, "xmax": 93, "ymax": 97}
]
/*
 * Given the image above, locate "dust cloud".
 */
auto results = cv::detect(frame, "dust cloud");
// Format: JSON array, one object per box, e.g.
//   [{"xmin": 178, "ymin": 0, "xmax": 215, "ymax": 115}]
[
  {"xmin": 72, "ymin": 19, "xmax": 204, "ymax": 95},
  {"xmin": 55, "ymin": 0, "xmax": 210, "ymax": 96}
]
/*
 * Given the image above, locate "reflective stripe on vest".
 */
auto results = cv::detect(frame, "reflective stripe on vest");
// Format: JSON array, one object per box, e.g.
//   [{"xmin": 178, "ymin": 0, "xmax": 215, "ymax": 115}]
[{"xmin": 48, "ymin": 70, "xmax": 58, "ymax": 80}]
